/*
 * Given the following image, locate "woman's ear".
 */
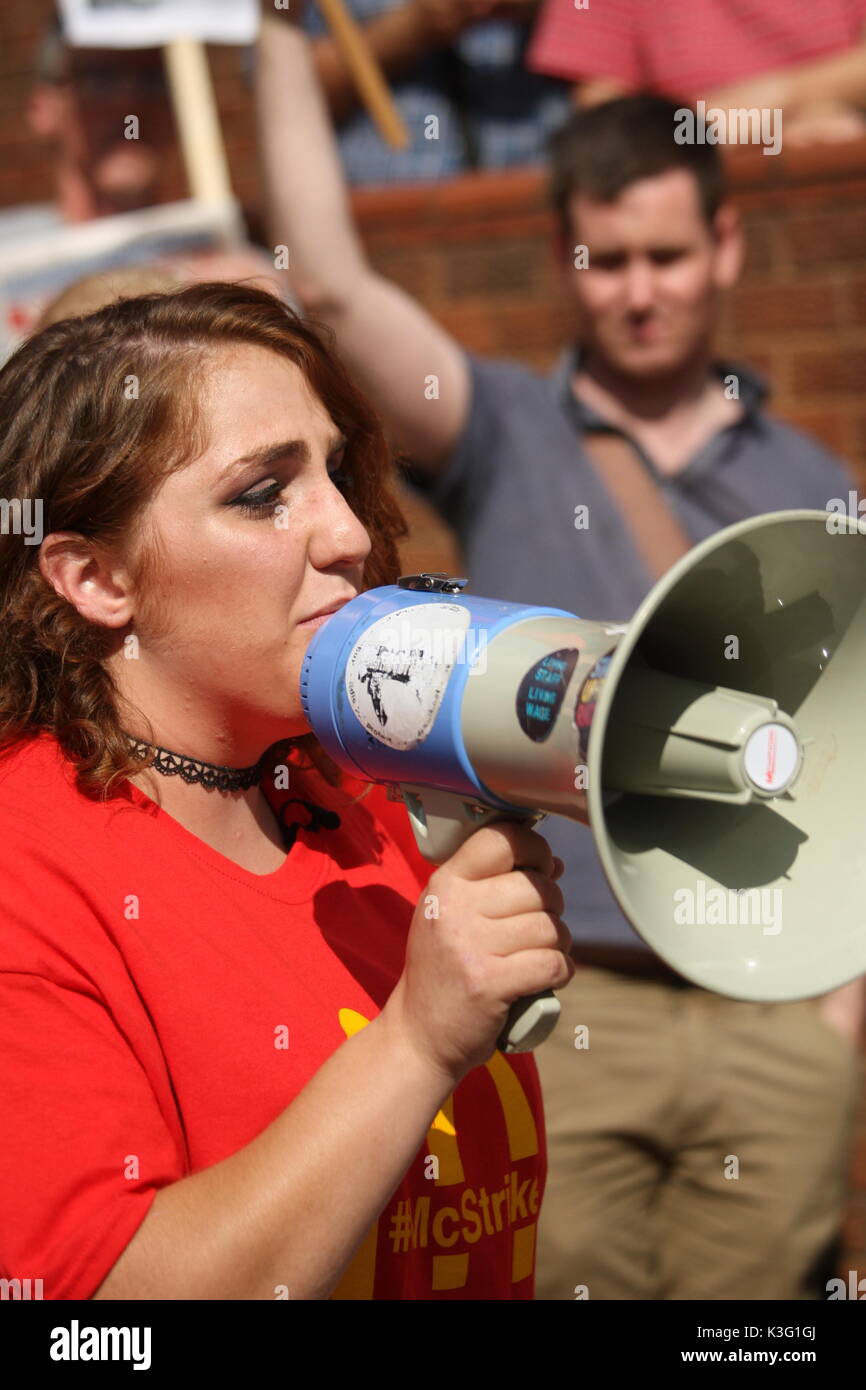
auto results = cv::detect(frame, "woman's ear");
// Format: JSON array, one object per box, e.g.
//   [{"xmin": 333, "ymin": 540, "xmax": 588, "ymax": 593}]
[{"xmin": 38, "ymin": 533, "xmax": 134, "ymax": 629}]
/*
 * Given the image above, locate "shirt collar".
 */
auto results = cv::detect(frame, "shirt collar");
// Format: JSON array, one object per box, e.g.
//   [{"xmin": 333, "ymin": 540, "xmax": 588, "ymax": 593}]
[{"xmin": 551, "ymin": 340, "xmax": 769, "ymax": 432}]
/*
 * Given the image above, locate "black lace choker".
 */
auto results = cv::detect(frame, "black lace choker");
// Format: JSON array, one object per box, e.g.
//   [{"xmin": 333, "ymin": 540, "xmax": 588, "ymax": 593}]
[{"xmin": 124, "ymin": 734, "xmax": 271, "ymax": 792}]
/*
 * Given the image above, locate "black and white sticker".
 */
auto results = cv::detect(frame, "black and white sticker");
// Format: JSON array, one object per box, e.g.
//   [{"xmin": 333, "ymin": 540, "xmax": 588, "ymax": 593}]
[{"xmin": 344, "ymin": 603, "xmax": 471, "ymax": 750}]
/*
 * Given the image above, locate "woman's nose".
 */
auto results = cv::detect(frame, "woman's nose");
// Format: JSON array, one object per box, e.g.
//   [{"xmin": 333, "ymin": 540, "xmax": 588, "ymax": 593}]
[{"xmin": 312, "ymin": 485, "xmax": 372, "ymax": 571}]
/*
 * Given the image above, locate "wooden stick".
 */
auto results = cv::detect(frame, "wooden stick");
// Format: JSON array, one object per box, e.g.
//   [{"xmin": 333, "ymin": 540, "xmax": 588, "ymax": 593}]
[
  {"xmin": 163, "ymin": 37, "xmax": 240, "ymax": 230},
  {"xmin": 314, "ymin": 0, "xmax": 410, "ymax": 148}
]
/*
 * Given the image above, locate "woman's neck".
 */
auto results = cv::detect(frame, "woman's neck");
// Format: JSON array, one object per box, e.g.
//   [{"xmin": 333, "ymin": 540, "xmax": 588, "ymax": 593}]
[{"xmin": 129, "ymin": 765, "xmax": 289, "ymax": 874}]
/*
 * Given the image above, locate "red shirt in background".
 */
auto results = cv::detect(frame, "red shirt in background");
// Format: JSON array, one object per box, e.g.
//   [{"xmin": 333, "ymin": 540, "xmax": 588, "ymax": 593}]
[
  {"xmin": 527, "ymin": 0, "xmax": 866, "ymax": 98},
  {"xmin": 0, "ymin": 732, "xmax": 545, "ymax": 1300}
]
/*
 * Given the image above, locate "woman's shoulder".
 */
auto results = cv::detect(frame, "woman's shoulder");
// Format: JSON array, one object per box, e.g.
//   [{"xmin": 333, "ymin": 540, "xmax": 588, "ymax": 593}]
[
  {"xmin": 0, "ymin": 730, "xmax": 130, "ymax": 866},
  {"xmin": 0, "ymin": 733, "xmax": 125, "ymax": 977},
  {"xmin": 0, "ymin": 730, "xmax": 74, "ymax": 818},
  {"xmin": 0, "ymin": 728, "xmax": 56, "ymax": 773}
]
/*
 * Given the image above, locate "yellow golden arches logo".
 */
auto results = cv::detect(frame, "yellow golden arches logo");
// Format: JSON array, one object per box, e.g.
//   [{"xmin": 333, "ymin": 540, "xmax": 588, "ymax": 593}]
[{"xmin": 329, "ymin": 1008, "xmax": 539, "ymax": 1298}]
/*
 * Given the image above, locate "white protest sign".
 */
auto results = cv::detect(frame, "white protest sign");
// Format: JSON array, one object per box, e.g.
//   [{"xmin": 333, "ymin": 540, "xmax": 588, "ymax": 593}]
[
  {"xmin": 58, "ymin": 0, "xmax": 261, "ymax": 48},
  {"xmin": 0, "ymin": 198, "xmax": 244, "ymax": 364}
]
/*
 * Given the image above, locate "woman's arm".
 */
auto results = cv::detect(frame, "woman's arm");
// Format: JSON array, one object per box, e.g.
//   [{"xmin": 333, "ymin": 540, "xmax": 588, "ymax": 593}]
[{"xmin": 92, "ymin": 1008, "xmax": 453, "ymax": 1300}]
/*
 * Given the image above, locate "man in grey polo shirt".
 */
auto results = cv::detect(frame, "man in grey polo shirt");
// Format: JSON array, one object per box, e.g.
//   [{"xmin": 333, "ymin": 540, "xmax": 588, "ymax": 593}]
[
  {"xmin": 420, "ymin": 332, "xmax": 856, "ymax": 942},
  {"xmin": 257, "ymin": 14, "xmax": 865, "ymax": 1300}
]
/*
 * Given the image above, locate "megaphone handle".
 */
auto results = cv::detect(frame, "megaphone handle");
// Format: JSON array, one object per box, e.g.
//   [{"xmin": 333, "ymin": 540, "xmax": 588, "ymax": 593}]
[
  {"xmin": 498, "ymin": 991, "xmax": 561, "ymax": 1054},
  {"xmin": 397, "ymin": 784, "xmax": 562, "ymax": 1053}
]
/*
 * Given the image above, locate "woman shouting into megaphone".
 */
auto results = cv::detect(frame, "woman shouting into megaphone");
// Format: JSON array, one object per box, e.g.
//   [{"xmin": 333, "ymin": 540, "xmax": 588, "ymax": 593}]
[{"xmin": 0, "ymin": 283, "xmax": 573, "ymax": 1301}]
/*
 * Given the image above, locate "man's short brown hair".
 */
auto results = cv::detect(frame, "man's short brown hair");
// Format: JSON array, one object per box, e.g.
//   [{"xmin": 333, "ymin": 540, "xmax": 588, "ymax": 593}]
[{"xmin": 547, "ymin": 94, "xmax": 726, "ymax": 244}]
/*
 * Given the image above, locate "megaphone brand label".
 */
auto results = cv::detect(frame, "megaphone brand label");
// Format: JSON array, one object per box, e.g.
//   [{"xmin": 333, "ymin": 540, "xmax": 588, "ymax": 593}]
[
  {"xmin": 344, "ymin": 603, "xmax": 472, "ymax": 750},
  {"xmin": 743, "ymin": 723, "xmax": 800, "ymax": 794},
  {"xmin": 516, "ymin": 648, "xmax": 580, "ymax": 743},
  {"xmin": 574, "ymin": 650, "xmax": 615, "ymax": 763}
]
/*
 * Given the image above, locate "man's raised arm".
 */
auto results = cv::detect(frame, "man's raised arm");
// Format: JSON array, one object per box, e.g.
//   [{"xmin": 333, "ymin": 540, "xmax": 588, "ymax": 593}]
[{"xmin": 254, "ymin": 12, "xmax": 469, "ymax": 471}]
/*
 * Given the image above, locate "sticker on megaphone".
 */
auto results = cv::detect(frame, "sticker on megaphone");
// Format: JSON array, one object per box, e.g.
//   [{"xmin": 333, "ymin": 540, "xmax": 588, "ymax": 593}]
[{"xmin": 344, "ymin": 602, "xmax": 487, "ymax": 751}]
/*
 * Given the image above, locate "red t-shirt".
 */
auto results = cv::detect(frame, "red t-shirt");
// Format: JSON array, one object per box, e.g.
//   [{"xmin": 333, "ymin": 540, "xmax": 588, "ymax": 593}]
[
  {"xmin": 0, "ymin": 732, "xmax": 546, "ymax": 1300},
  {"xmin": 527, "ymin": 0, "xmax": 866, "ymax": 97}
]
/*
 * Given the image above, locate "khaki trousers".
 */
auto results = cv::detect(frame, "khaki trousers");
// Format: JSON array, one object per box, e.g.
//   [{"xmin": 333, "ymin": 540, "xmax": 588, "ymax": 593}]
[{"xmin": 534, "ymin": 966, "xmax": 864, "ymax": 1300}]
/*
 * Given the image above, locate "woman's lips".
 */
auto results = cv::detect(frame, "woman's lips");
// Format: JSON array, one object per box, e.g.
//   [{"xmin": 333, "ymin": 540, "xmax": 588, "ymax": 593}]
[
  {"xmin": 297, "ymin": 609, "xmax": 338, "ymax": 630},
  {"xmin": 297, "ymin": 596, "xmax": 355, "ymax": 629}
]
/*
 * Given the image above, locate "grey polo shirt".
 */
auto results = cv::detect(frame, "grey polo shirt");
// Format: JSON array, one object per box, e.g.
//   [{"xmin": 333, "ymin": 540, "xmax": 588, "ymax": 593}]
[{"xmin": 408, "ymin": 343, "xmax": 854, "ymax": 949}]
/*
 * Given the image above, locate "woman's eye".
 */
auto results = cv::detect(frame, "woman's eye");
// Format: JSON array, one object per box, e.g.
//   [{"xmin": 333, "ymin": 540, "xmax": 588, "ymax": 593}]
[
  {"xmin": 229, "ymin": 458, "xmax": 350, "ymax": 520},
  {"xmin": 231, "ymin": 481, "xmax": 283, "ymax": 518}
]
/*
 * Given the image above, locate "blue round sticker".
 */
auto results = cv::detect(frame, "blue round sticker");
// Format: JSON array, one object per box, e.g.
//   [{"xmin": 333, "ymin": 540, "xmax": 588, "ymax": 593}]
[{"xmin": 516, "ymin": 648, "xmax": 580, "ymax": 743}]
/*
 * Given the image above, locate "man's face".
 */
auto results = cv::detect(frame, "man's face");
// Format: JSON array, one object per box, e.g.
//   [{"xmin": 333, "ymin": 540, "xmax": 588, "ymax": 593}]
[
  {"xmin": 35, "ymin": 48, "xmax": 176, "ymax": 214},
  {"xmin": 565, "ymin": 168, "xmax": 740, "ymax": 378}
]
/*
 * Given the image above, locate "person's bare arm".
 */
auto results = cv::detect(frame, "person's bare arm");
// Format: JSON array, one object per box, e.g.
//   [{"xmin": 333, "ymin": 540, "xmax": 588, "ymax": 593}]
[
  {"xmin": 704, "ymin": 42, "xmax": 866, "ymax": 120},
  {"xmin": 92, "ymin": 1009, "xmax": 455, "ymax": 1299},
  {"xmin": 255, "ymin": 13, "xmax": 469, "ymax": 472}
]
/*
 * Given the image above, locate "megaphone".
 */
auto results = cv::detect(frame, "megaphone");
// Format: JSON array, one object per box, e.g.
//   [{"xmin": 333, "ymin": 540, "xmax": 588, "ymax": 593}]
[{"xmin": 301, "ymin": 509, "xmax": 866, "ymax": 1052}]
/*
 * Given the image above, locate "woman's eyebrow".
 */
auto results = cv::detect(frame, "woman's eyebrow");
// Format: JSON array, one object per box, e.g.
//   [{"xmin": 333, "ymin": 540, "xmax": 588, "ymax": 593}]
[{"xmin": 218, "ymin": 432, "xmax": 348, "ymax": 483}]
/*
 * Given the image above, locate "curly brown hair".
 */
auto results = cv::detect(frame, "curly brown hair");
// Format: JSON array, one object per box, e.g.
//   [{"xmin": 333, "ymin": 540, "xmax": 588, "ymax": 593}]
[{"xmin": 0, "ymin": 281, "xmax": 408, "ymax": 800}]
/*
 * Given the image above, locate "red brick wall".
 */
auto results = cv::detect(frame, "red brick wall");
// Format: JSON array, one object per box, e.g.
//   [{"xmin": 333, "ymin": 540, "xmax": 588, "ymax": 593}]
[
  {"xmin": 1, "ymin": 0, "xmax": 864, "ymax": 1290},
  {"xmin": 0, "ymin": 4, "xmax": 53, "ymax": 209}
]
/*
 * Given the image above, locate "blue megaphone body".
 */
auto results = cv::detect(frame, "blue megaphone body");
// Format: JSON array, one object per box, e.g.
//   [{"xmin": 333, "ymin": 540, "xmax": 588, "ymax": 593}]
[
  {"xmin": 300, "ymin": 573, "xmax": 574, "ymax": 813},
  {"xmin": 300, "ymin": 572, "xmax": 580, "ymax": 1052}
]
